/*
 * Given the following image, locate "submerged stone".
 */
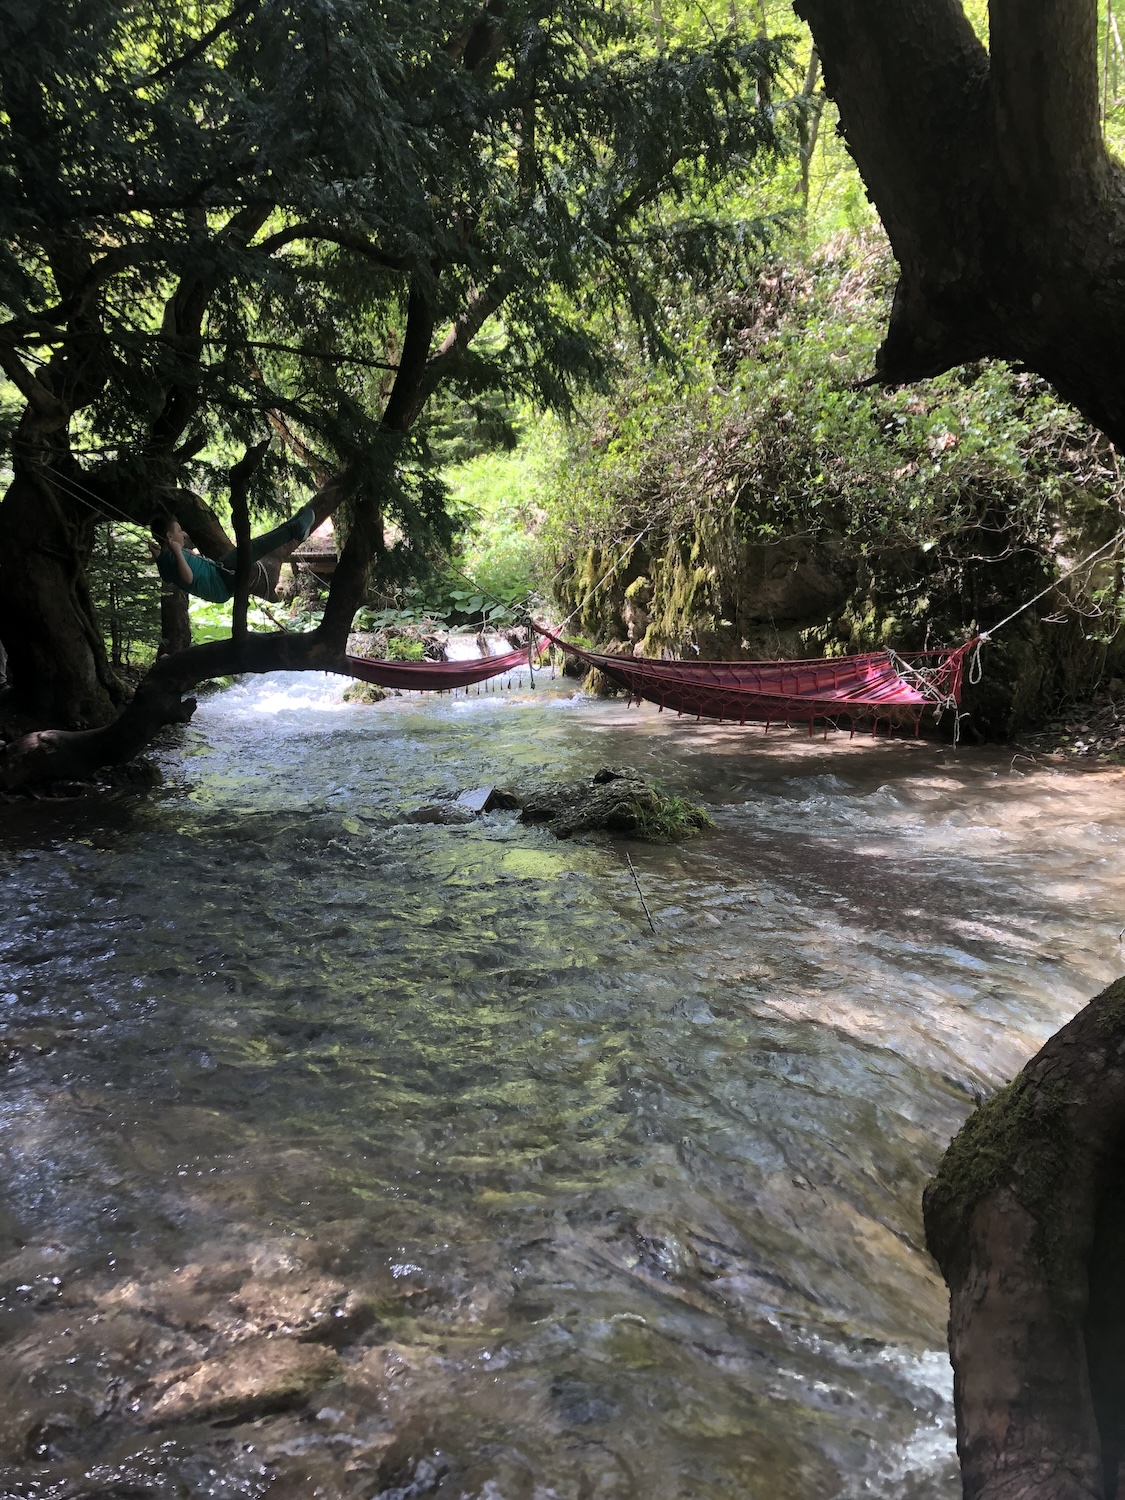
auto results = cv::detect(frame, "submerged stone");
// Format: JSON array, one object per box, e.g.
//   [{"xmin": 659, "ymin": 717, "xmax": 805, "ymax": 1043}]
[
  {"xmin": 230, "ymin": 1275, "xmax": 374, "ymax": 1345},
  {"xmin": 456, "ymin": 785, "xmax": 522, "ymax": 813},
  {"xmin": 143, "ymin": 1338, "xmax": 339, "ymax": 1426}
]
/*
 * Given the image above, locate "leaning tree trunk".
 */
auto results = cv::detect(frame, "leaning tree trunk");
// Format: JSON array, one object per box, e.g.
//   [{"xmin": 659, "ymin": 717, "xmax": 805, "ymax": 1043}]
[
  {"xmin": 793, "ymin": 0, "xmax": 1125, "ymax": 453},
  {"xmin": 0, "ymin": 468, "xmax": 126, "ymax": 728},
  {"xmin": 924, "ymin": 976, "xmax": 1125, "ymax": 1500}
]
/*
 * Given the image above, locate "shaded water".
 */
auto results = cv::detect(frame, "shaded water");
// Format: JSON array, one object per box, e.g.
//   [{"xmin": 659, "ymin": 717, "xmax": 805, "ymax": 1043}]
[{"xmin": 2, "ymin": 670, "xmax": 1124, "ymax": 1498}]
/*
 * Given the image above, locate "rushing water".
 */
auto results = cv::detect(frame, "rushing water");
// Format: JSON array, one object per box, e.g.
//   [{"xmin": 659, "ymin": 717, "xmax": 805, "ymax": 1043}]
[{"xmin": 2, "ymin": 667, "xmax": 1124, "ymax": 1499}]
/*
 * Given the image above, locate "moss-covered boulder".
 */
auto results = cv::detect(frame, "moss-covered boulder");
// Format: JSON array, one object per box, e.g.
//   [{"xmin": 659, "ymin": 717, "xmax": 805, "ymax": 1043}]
[{"xmin": 508, "ymin": 766, "xmax": 711, "ymax": 840}]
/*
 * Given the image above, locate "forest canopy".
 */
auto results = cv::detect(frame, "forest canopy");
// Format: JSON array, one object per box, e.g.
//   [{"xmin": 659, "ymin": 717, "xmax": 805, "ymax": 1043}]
[{"xmin": 0, "ymin": 0, "xmax": 788, "ymax": 758}]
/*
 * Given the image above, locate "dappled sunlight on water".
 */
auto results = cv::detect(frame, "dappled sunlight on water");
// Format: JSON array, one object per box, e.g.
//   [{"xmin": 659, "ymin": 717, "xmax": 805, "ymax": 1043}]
[{"xmin": 1, "ymin": 669, "xmax": 1124, "ymax": 1497}]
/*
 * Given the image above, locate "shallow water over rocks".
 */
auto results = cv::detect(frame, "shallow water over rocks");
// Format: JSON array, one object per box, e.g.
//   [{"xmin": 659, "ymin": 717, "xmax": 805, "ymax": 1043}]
[{"xmin": 2, "ymin": 669, "xmax": 1124, "ymax": 1498}]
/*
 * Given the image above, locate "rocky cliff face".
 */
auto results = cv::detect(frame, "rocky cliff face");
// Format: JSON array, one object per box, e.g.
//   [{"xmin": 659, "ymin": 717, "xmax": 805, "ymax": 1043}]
[{"xmin": 557, "ymin": 517, "xmax": 1124, "ymax": 738}]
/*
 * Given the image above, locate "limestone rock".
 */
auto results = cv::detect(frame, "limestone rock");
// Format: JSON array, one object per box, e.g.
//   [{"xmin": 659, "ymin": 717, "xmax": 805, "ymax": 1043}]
[
  {"xmin": 455, "ymin": 785, "xmax": 522, "ymax": 814},
  {"xmin": 229, "ymin": 1276, "xmax": 373, "ymax": 1345},
  {"xmin": 510, "ymin": 766, "xmax": 668, "ymax": 839},
  {"xmin": 402, "ymin": 804, "xmax": 475, "ymax": 825},
  {"xmin": 144, "ymin": 1338, "xmax": 339, "ymax": 1426}
]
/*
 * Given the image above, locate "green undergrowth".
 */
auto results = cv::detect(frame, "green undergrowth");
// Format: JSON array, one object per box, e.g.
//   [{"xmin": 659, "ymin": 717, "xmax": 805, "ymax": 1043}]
[
  {"xmin": 537, "ymin": 230, "xmax": 1125, "ymax": 734},
  {"xmin": 633, "ymin": 790, "xmax": 713, "ymax": 842}
]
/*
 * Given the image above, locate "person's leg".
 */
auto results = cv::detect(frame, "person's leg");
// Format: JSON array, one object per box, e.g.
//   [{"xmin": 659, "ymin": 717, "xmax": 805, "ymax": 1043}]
[
  {"xmin": 249, "ymin": 559, "xmax": 281, "ymax": 602},
  {"xmin": 247, "ymin": 505, "xmax": 315, "ymax": 565},
  {"xmin": 217, "ymin": 506, "xmax": 316, "ymax": 571}
]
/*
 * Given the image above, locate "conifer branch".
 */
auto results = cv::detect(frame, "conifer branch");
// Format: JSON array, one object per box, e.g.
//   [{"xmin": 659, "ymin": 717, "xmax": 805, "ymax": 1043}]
[
  {"xmin": 254, "ymin": 222, "xmax": 407, "ymax": 270},
  {"xmin": 136, "ymin": 0, "xmax": 264, "ymax": 87},
  {"xmin": 0, "ymin": 347, "xmax": 61, "ymax": 416}
]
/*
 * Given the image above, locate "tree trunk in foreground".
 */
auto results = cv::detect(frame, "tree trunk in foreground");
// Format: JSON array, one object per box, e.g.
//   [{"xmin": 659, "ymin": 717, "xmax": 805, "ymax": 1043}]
[
  {"xmin": 924, "ymin": 975, "xmax": 1125, "ymax": 1500},
  {"xmin": 0, "ymin": 469, "xmax": 127, "ymax": 727},
  {"xmin": 793, "ymin": 0, "xmax": 1125, "ymax": 452}
]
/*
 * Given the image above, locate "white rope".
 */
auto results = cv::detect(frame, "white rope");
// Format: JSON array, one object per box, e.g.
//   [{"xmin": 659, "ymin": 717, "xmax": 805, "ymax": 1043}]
[
  {"xmin": 554, "ymin": 522, "xmax": 657, "ymax": 636},
  {"xmin": 951, "ymin": 528, "xmax": 1125, "ymax": 698},
  {"xmin": 980, "ymin": 529, "xmax": 1125, "ymax": 640}
]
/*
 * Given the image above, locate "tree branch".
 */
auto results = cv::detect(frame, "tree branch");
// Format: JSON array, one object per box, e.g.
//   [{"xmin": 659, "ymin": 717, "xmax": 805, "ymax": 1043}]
[
  {"xmin": 0, "ymin": 346, "xmax": 62, "ymax": 417},
  {"xmin": 136, "ymin": 0, "xmax": 263, "ymax": 87},
  {"xmin": 380, "ymin": 279, "xmax": 437, "ymax": 434},
  {"xmin": 200, "ymin": 336, "xmax": 399, "ymax": 369},
  {"xmin": 0, "ymin": 628, "xmax": 348, "ymax": 791},
  {"xmin": 229, "ymin": 439, "xmax": 270, "ymax": 645},
  {"xmin": 253, "ymin": 221, "xmax": 408, "ymax": 270},
  {"xmin": 409, "ymin": 275, "xmax": 514, "ymax": 419},
  {"xmin": 149, "ymin": 203, "xmax": 273, "ymax": 452}
]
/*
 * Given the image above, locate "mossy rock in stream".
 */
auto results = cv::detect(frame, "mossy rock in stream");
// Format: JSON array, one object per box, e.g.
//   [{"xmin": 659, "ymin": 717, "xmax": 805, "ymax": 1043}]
[
  {"xmin": 511, "ymin": 766, "xmax": 712, "ymax": 841},
  {"xmin": 342, "ymin": 680, "xmax": 388, "ymax": 705}
]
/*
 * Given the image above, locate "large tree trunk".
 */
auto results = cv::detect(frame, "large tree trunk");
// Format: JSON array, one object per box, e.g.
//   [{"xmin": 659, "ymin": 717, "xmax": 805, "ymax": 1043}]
[
  {"xmin": 793, "ymin": 0, "xmax": 1125, "ymax": 451},
  {"xmin": 924, "ymin": 976, "xmax": 1125, "ymax": 1500},
  {"xmin": 0, "ymin": 468, "xmax": 126, "ymax": 727}
]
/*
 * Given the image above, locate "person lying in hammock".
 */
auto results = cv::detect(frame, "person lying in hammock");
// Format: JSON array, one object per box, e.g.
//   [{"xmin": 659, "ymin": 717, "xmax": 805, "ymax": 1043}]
[{"xmin": 150, "ymin": 505, "xmax": 316, "ymax": 603}]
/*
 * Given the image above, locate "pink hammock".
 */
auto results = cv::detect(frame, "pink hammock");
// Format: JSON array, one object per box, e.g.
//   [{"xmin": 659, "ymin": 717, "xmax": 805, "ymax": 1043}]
[
  {"xmin": 537, "ymin": 627, "xmax": 975, "ymax": 734},
  {"xmin": 344, "ymin": 643, "xmax": 532, "ymax": 691}
]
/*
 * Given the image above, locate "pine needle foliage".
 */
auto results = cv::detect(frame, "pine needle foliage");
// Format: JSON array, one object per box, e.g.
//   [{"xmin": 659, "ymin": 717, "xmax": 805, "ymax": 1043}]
[{"xmin": 0, "ymin": 0, "xmax": 791, "ymax": 541}]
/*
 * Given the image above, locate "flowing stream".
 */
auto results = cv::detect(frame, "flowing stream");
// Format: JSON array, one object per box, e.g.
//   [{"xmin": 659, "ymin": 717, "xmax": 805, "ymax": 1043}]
[{"xmin": 2, "ymin": 667, "xmax": 1124, "ymax": 1499}]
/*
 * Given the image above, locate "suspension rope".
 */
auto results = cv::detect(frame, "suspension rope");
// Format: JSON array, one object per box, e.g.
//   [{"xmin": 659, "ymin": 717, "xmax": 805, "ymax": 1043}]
[
  {"xmin": 30, "ymin": 461, "xmax": 142, "ymax": 529},
  {"xmin": 978, "ymin": 530, "xmax": 1125, "ymax": 644},
  {"xmin": 552, "ymin": 522, "xmax": 658, "ymax": 636}
]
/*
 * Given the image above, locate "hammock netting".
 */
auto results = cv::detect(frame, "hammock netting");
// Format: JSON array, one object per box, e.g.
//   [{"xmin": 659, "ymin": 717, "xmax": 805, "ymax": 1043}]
[
  {"xmin": 343, "ymin": 631, "xmax": 974, "ymax": 734},
  {"xmin": 541, "ymin": 630, "xmax": 973, "ymax": 733},
  {"xmin": 344, "ymin": 644, "xmax": 531, "ymax": 692}
]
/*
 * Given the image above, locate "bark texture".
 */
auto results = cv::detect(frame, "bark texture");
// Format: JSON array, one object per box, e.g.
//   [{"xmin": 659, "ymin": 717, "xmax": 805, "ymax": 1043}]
[
  {"xmin": 924, "ymin": 976, "xmax": 1125, "ymax": 1500},
  {"xmin": 794, "ymin": 0, "xmax": 1125, "ymax": 449},
  {"xmin": 0, "ymin": 467, "xmax": 127, "ymax": 727}
]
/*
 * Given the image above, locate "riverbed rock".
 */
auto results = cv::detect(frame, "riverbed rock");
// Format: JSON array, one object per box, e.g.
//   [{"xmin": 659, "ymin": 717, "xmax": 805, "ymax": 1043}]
[
  {"xmin": 143, "ymin": 1337, "xmax": 339, "ymax": 1426},
  {"xmin": 504, "ymin": 766, "xmax": 708, "ymax": 840},
  {"xmin": 455, "ymin": 785, "xmax": 522, "ymax": 813},
  {"xmin": 446, "ymin": 766, "xmax": 711, "ymax": 839},
  {"xmin": 402, "ymin": 803, "xmax": 475, "ymax": 825},
  {"xmin": 342, "ymin": 680, "xmax": 387, "ymax": 705},
  {"xmin": 229, "ymin": 1275, "xmax": 374, "ymax": 1345}
]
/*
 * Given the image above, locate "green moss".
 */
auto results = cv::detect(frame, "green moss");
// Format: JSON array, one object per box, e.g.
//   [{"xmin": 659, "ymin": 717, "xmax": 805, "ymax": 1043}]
[
  {"xmin": 342, "ymin": 680, "xmax": 387, "ymax": 704},
  {"xmin": 633, "ymin": 791, "xmax": 712, "ymax": 842},
  {"xmin": 931, "ymin": 1073, "xmax": 1074, "ymax": 1282},
  {"xmin": 1091, "ymin": 975, "xmax": 1125, "ymax": 1035}
]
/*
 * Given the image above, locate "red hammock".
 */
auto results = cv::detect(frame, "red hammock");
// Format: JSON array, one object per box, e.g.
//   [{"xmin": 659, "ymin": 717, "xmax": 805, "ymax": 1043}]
[
  {"xmin": 344, "ymin": 643, "xmax": 531, "ymax": 691},
  {"xmin": 538, "ymin": 628, "xmax": 975, "ymax": 734}
]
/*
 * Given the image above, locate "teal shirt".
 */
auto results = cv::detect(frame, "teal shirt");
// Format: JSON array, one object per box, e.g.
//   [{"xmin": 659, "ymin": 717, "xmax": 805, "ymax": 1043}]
[
  {"xmin": 156, "ymin": 548, "xmax": 233, "ymax": 603},
  {"xmin": 154, "ymin": 507, "xmax": 315, "ymax": 603}
]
